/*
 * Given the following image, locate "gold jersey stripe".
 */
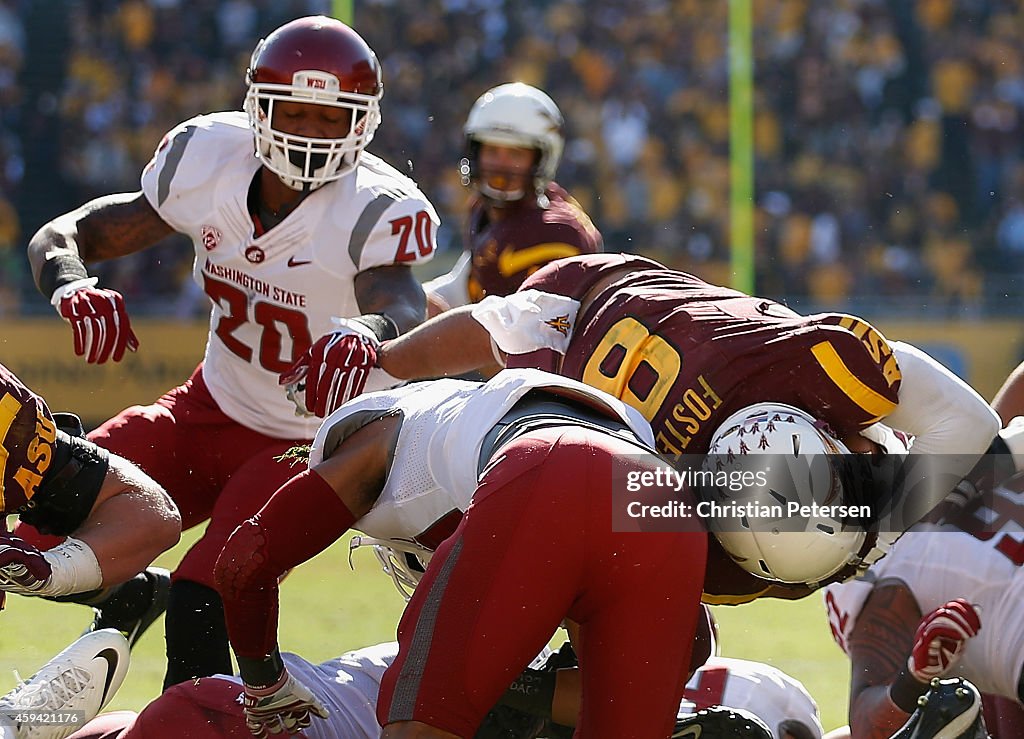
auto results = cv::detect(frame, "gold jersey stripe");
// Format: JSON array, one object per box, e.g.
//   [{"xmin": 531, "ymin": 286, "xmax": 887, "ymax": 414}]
[
  {"xmin": 497, "ymin": 243, "xmax": 582, "ymax": 277},
  {"xmin": 811, "ymin": 341, "xmax": 896, "ymax": 421},
  {"xmin": 0, "ymin": 392, "xmax": 25, "ymax": 510}
]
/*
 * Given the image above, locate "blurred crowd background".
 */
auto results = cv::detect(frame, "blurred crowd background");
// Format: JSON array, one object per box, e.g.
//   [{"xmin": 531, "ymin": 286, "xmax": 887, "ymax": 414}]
[{"xmin": 1, "ymin": 0, "xmax": 1023, "ymax": 317}]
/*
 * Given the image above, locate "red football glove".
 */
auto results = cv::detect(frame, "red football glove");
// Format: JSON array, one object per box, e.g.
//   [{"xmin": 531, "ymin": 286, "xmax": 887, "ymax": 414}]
[
  {"xmin": 907, "ymin": 598, "xmax": 981, "ymax": 683},
  {"xmin": 280, "ymin": 326, "xmax": 379, "ymax": 418},
  {"xmin": 0, "ymin": 533, "xmax": 52, "ymax": 596},
  {"xmin": 53, "ymin": 279, "xmax": 139, "ymax": 364}
]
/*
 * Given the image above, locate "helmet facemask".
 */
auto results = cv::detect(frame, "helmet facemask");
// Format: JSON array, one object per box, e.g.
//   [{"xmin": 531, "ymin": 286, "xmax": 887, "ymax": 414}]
[{"xmin": 245, "ymin": 74, "xmax": 381, "ymax": 191}]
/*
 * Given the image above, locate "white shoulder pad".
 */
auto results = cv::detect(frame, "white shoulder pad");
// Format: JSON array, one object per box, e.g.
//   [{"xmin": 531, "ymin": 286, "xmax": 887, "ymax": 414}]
[
  {"xmin": 343, "ymin": 155, "xmax": 440, "ymax": 271},
  {"xmin": 470, "ymin": 289, "xmax": 580, "ymax": 356},
  {"xmin": 140, "ymin": 112, "xmax": 252, "ymax": 232}
]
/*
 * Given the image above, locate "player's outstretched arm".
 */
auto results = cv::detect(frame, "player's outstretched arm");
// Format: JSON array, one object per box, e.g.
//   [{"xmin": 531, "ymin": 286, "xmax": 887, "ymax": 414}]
[
  {"xmin": 27, "ymin": 192, "xmax": 176, "ymax": 364},
  {"xmin": 377, "ymin": 305, "xmax": 501, "ymax": 380},
  {"xmin": 215, "ymin": 415, "xmax": 395, "ymax": 695}
]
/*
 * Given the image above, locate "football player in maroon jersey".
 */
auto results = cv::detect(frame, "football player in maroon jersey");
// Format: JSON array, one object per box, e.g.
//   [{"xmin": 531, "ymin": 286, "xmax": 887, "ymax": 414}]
[
  {"xmin": 0, "ymin": 362, "xmax": 178, "ymax": 616},
  {"xmin": 423, "ymin": 83, "xmax": 601, "ymax": 315},
  {"xmin": 323, "ymin": 253, "xmax": 1000, "ymax": 604}
]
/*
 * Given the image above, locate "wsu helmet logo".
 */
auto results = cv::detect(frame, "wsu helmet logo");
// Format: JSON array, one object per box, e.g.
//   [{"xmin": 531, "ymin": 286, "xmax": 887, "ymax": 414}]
[{"xmin": 200, "ymin": 225, "xmax": 222, "ymax": 251}]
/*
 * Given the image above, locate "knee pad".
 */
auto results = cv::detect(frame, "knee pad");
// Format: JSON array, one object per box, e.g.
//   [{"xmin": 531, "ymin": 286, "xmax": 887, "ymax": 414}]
[{"xmin": 214, "ymin": 519, "xmax": 273, "ymax": 601}]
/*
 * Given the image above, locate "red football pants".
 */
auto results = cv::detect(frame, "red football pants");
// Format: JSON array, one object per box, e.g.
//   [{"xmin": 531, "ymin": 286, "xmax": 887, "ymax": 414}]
[
  {"xmin": 377, "ymin": 426, "xmax": 708, "ymax": 738},
  {"xmin": 14, "ymin": 365, "xmax": 307, "ymax": 587}
]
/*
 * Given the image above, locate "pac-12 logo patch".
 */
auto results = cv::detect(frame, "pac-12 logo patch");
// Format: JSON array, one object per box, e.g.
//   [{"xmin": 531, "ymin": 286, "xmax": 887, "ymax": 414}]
[{"xmin": 200, "ymin": 225, "xmax": 221, "ymax": 251}]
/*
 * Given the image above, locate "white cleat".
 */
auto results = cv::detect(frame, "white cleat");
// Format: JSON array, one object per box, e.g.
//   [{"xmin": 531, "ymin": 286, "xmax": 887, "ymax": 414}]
[{"xmin": 0, "ymin": 629, "xmax": 129, "ymax": 739}]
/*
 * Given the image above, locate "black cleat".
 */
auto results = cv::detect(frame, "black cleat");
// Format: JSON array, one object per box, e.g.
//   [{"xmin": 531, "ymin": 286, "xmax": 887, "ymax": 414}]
[
  {"xmin": 891, "ymin": 677, "xmax": 989, "ymax": 739},
  {"xmin": 84, "ymin": 567, "xmax": 171, "ymax": 648},
  {"xmin": 672, "ymin": 706, "xmax": 772, "ymax": 738}
]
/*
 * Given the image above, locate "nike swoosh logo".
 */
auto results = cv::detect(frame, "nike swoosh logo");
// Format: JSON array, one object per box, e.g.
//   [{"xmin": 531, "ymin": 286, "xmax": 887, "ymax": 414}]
[
  {"xmin": 287, "ymin": 257, "xmax": 313, "ymax": 268},
  {"xmin": 97, "ymin": 648, "xmax": 120, "ymax": 705},
  {"xmin": 496, "ymin": 243, "xmax": 581, "ymax": 277}
]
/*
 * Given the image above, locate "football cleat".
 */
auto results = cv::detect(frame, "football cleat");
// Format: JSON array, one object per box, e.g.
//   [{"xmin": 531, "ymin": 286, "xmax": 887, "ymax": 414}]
[
  {"xmin": 891, "ymin": 677, "xmax": 989, "ymax": 739},
  {"xmin": 672, "ymin": 706, "xmax": 772, "ymax": 738},
  {"xmin": 0, "ymin": 629, "xmax": 129, "ymax": 739},
  {"xmin": 85, "ymin": 567, "xmax": 170, "ymax": 648}
]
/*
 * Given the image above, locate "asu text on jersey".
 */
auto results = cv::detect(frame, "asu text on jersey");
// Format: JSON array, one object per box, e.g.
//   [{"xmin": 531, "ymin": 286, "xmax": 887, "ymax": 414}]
[{"xmin": 0, "ymin": 365, "xmax": 56, "ymax": 512}]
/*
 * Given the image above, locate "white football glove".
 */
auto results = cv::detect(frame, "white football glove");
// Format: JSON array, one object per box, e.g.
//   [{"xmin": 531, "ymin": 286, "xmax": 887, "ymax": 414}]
[{"xmin": 243, "ymin": 668, "xmax": 329, "ymax": 737}]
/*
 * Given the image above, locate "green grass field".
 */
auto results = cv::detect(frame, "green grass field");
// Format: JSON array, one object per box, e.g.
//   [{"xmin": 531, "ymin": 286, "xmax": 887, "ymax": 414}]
[{"xmin": 0, "ymin": 527, "xmax": 852, "ymax": 732}]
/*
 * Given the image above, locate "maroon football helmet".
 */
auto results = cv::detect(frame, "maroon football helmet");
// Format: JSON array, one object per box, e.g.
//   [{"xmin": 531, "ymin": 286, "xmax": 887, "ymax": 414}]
[{"xmin": 244, "ymin": 16, "xmax": 383, "ymax": 190}]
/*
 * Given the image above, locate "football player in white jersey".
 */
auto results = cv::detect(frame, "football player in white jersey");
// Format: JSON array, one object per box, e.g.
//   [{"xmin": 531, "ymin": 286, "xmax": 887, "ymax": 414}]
[
  {"xmin": 212, "ymin": 368, "xmax": 709, "ymax": 737},
  {"xmin": 21, "ymin": 16, "xmax": 438, "ymax": 689},
  {"xmin": 823, "ymin": 467, "xmax": 1024, "ymax": 738}
]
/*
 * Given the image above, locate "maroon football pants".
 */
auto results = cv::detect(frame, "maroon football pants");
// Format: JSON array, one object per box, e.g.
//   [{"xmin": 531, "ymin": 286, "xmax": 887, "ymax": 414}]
[{"xmin": 378, "ymin": 426, "xmax": 708, "ymax": 738}]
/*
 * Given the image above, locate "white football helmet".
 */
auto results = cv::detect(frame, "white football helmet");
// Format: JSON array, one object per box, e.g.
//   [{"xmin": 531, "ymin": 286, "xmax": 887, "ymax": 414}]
[
  {"xmin": 462, "ymin": 82, "xmax": 564, "ymax": 202},
  {"xmin": 244, "ymin": 16, "xmax": 383, "ymax": 191},
  {"xmin": 701, "ymin": 403, "xmax": 875, "ymax": 587}
]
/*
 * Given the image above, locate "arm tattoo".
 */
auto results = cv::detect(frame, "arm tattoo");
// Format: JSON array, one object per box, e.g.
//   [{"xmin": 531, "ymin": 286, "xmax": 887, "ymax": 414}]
[
  {"xmin": 847, "ymin": 584, "xmax": 923, "ymax": 739},
  {"xmin": 849, "ymin": 584, "xmax": 920, "ymax": 687},
  {"xmin": 76, "ymin": 193, "xmax": 175, "ymax": 261}
]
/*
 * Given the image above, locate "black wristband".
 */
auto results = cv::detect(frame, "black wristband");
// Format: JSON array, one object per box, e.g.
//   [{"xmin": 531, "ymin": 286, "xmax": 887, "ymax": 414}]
[
  {"xmin": 38, "ymin": 253, "xmax": 89, "ymax": 298},
  {"xmin": 889, "ymin": 668, "xmax": 931, "ymax": 714},
  {"xmin": 350, "ymin": 313, "xmax": 400, "ymax": 342},
  {"xmin": 496, "ymin": 667, "xmax": 558, "ymax": 719},
  {"xmin": 237, "ymin": 649, "xmax": 286, "ymax": 691}
]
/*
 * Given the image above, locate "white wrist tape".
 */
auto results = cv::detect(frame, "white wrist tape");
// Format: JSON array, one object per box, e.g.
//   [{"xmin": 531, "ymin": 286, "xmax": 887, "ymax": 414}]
[
  {"xmin": 38, "ymin": 537, "xmax": 103, "ymax": 597},
  {"xmin": 50, "ymin": 276, "xmax": 99, "ymax": 308}
]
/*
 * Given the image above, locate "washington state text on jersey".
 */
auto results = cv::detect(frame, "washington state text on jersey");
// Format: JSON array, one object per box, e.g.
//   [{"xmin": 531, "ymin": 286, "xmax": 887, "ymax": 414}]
[{"xmin": 203, "ymin": 262, "xmax": 307, "ymax": 307}]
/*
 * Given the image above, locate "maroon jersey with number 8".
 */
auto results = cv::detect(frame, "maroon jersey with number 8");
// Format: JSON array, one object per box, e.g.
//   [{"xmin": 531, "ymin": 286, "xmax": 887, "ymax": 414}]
[{"xmin": 511, "ymin": 253, "xmax": 902, "ymax": 461}]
